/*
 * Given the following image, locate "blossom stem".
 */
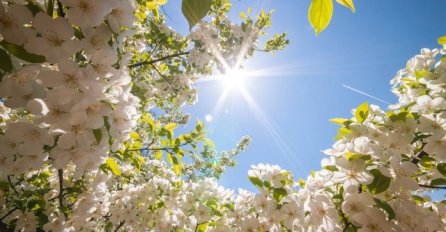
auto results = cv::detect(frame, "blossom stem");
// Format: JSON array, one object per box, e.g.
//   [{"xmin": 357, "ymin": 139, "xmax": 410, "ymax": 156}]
[
  {"xmin": 419, "ymin": 184, "xmax": 446, "ymax": 190},
  {"xmin": 58, "ymin": 169, "xmax": 64, "ymax": 211},
  {"xmin": 150, "ymin": 64, "xmax": 179, "ymax": 91},
  {"xmin": 114, "ymin": 220, "xmax": 125, "ymax": 232},
  {"xmin": 7, "ymin": 176, "xmax": 20, "ymax": 197},
  {"xmin": 57, "ymin": 0, "xmax": 65, "ymax": 17},
  {"xmin": 0, "ymin": 207, "xmax": 18, "ymax": 222},
  {"xmin": 127, "ymin": 142, "xmax": 189, "ymax": 152},
  {"xmin": 128, "ymin": 51, "xmax": 189, "ymax": 68}
]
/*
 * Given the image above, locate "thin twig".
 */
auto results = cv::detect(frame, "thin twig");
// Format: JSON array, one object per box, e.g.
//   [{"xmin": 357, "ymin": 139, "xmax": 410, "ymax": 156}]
[
  {"xmin": 419, "ymin": 184, "xmax": 446, "ymax": 190},
  {"xmin": 57, "ymin": 0, "xmax": 65, "ymax": 17},
  {"xmin": 7, "ymin": 176, "xmax": 19, "ymax": 197},
  {"xmin": 58, "ymin": 169, "xmax": 64, "ymax": 210},
  {"xmin": 150, "ymin": 64, "xmax": 178, "ymax": 91},
  {"xmin": 128, "ymin": 51, "xmax": 189, "ymax": 68},
  {"xmin": 126, "ymin": 142, "xmax": 188, "ymax": 152},
  {"xmin": 114, "ymin": 220, "xmax": 125, "ymax": 232},
  {"xmin": 194, "ymin": 223, "xmax": 199, "ymax": 232},
  {"xmin": 0, "ymin": 207, "xmax": 18, "ymax": 222}
]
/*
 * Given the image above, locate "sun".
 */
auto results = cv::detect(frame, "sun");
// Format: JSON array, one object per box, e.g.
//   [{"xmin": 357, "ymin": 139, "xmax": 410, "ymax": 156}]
[{"xmin": 221, "ymin": 68, "xmax": 248, "ymax": 89}]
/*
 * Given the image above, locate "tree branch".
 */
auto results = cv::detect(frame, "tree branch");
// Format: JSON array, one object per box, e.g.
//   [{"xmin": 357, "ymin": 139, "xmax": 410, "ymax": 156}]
[
  {"xmin": 411, "ymin": 144, "xmax": 427, "ymax": 164},
  {"xmin": 128, "ymin": 51, "xmax": 189, "ymax": 69},
  {"xmin": 126, "ymin": 142, "xmax": 188, "ymax": 152},
  {"xmin": 419, "ymin": 184, "xmax": 446, "ymax": 190},
  {"xmin": 150, "ymin": 64, "xmax": 178, "ymax": 91},
  {"xmin": 58, "ymin": 169, "xmax": 64, "ymax": 210},
  {"xmin": 57, "ymin": 0, "xmax": 65, "ymax": 17},
  {"xmin": 114, "ymin": 220, "xmax": 125, "ymax": 232},
  {"xmin": 0, "ymin": 207, "xmax": 18, "ymax": 222},
  {"xmin": 7, "ymin": 176, "xmax": 19, "ymax": 197}
]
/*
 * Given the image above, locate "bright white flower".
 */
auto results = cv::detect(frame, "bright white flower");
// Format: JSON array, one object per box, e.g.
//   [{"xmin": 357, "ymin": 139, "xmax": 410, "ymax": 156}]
[
  {"xmin": 25, "ymin": 13, "xmax": 79, "ymax": 62},
  {"xmin": 81, "ymin": 25, "xmax": 112, "ymax": 55},
  {"xmin": 342, "ymin": 193, "xmax": 374, "ymax": 220},
  {"xmin": 56, "ymin": 122, "xmax": 96, "ymax": 150},
  {"xmin": 107, "ymin": 0, "xmax": 135, "ymax": 33},
  {"xmin": 307, "ymin": 194, "xmax": 339, "ymax": 231},
  {"xmin": 352, "ymin": 207, "xmax": 397, "ymax": 231},
  {"xmin": 71, "ymin": 97, "xmax": 111, "ymax": 129},
  {"xmin": 418, "ymin": 113, "xmax": 446, "ymax": 139},
  {"xmin": 26, "ymin": 98, "xmax": 49, "ymax": 116},
  {"xmin": 332, "ymin": 158, "xmax": 373, "ymax": 190},
  {"xmin": 411, "ymin": 95, "xmax": 446, "ymax": 113},
  {"xmin": 38, "ymin": 60, "xmax": 88, "ymax": 90},
  {"xmin": 4, "ymin": 122, "xmax": 53, "ymax": 155},
  {"xmin": 193, "ymin": 204, "xmax": 211, "ymax": 223},
  {"xmin": 0, "ymin": 65, "xmax": 42, "ymax": 108},
  {"xmin": 380, "ymin": 156, "xmax": 419, "ymax": 191},
  {"xmin": 0, "ymin": 4, "xmax": 33, "ymax": 45},
  {"xmin": 60, "ymin": 0, "xmax": 112, "ymax": 28}
]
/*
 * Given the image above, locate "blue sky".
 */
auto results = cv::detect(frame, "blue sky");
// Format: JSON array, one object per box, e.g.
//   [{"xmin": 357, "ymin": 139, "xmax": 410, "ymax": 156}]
[{"xmin": 164, "ymin": 0, "xmax": 446, "ymax": 191}]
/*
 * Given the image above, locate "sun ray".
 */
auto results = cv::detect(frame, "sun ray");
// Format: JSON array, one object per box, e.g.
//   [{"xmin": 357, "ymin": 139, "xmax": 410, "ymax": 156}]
[{"xmin": 239, "ymin": 87, "xmax": 305, "ymax": 175}]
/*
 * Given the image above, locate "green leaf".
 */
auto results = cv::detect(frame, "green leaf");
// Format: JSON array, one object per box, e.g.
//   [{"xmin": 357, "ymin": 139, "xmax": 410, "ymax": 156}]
[
  {"xmin": 46, "ymin": 0, "xmax": 54, "ymax": 17},
  {"xmin": 273, "ymin": 188, "xmax": 287, "ymax": 202},
  {"xmin": 0, "ymin": 41, "xmax": 45, "ymax": 63},
  {"xmin": 437, "ymin": 163, "xmax": 446, "ymax": 177},
  {"xmin": 419, "ymin": 156, "xmax": 436, "ymax": 169},
  {"xmin": 431, "ymin": 178, "xmax": 446, "ymax": 186},
  {"xmin": 92, "ymin": 129, "xmax": 102, "ymax": 144},
  {"xmin": 367, "ymin": 169, "xmax": 391, "ymax": 194},
  {"xmin": 106, "ymin": 158, "xmax": 121, "ymax": 176},
  {"xmin": 345, "ymin": 152, "xmax": 371, "ymax": 161},
  {"xmin": 308, "ymin": 0, "xmax": 334, "ymax": 35},
  {"xmin": 248, "ymin": 176, "xmax": 263, "ymax": 188},
  {"xmin": 26, "ymin": 2, "xmax": 44, "ymax": 16},
  {"xmin": 181, "ymin": 0, "xmax": 212, "ymax": 29},
  {"xmin": 373, "ymin": 198, "xmax": 395, "ymax": 221},
  {"xmin": 355, "ymin": 102, "xmax": 369, "ymax": 123},
  {"xmin": 0, "ymin": 48, "xmax": 13, "ymax": 73},
  {"xmin": 323, "ymin": 165, "xmax": 339, "ymax": 172},
  {"xmin": 438, "ymin": 35, "xmax": 446, "ymax": 45},
  {"xmin": 223, "ymin": 203, "xmax": 235, "ymax": 212},
  {"xmin": 167, "ymin": 153, "xmax": 182, "ymax": 175},
  {"xmin": 336, "ymin": 0, "xmax": 355, "ymax": 12}
]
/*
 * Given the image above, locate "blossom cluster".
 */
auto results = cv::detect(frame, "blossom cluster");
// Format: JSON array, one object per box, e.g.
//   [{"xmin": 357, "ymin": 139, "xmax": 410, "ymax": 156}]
[
  {"xmin": 1, "ymin": 0, "xmax": 445, "ymax": 231},
  {"xmin": 0, "ymin": 0, "xmax": 140, "ymax": 179}
]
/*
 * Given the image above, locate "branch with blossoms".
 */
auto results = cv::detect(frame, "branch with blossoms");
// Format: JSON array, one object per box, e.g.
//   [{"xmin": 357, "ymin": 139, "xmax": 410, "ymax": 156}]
[{"xmin": 128, "ymin": 51, "xmax": 190, "ymax": 68}]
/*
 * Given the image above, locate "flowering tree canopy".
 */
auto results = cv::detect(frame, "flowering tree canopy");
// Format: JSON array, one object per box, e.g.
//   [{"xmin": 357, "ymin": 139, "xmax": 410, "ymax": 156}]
[{"xmin": 0, "ymin": 0, "xmax": 446, "ymax": 231}]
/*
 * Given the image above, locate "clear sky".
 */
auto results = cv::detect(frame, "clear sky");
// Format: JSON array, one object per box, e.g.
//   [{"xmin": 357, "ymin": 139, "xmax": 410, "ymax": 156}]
[{"xmin": 164, "ymin": 0, "xmax": 446, "ymax": 192}]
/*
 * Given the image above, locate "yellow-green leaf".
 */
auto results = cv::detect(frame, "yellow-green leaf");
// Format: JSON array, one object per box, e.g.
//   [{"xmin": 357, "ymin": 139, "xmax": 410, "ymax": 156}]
[
  {"xmin": 130, "ymin": 131, "xmax": 140, "ymax": 139},
  {"xmin": 182, "ymin": 0, "xmax": 212, "ymax": 29},
  {"xmin": 106, "ymin": 158, "xmax": 121, "ymax": 176},
  {"xmin": 329, "ymin": 118, "xmax": 348, "ymax": 125},
  {"xmin": 146, "ymin": 0, "xmax": 167, "ymax": 10},
  {"xmin": 165, "ymin": 123, "xmax": 177, "ymax": 131},
  {"xmin": 197, "ymin": 223, "xmax": 208, "ymax": 232},
  {"xmin": 308, "ymin": 0, "xmax": 334, "ymax": 35},
  {"xmin": 154, "ymin": 151, "xmax": 163, "ymax": 160},
  {"xmin": 355, "ymin": 102, "xmax": 369, "ymax": 123},
  {"xmin": 336, "ymin": 0, "xmax": 355, "ymax": 12},
  {"xmin": 438, "ymin": 35, "xmax": 446, "ymax": 45}
]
